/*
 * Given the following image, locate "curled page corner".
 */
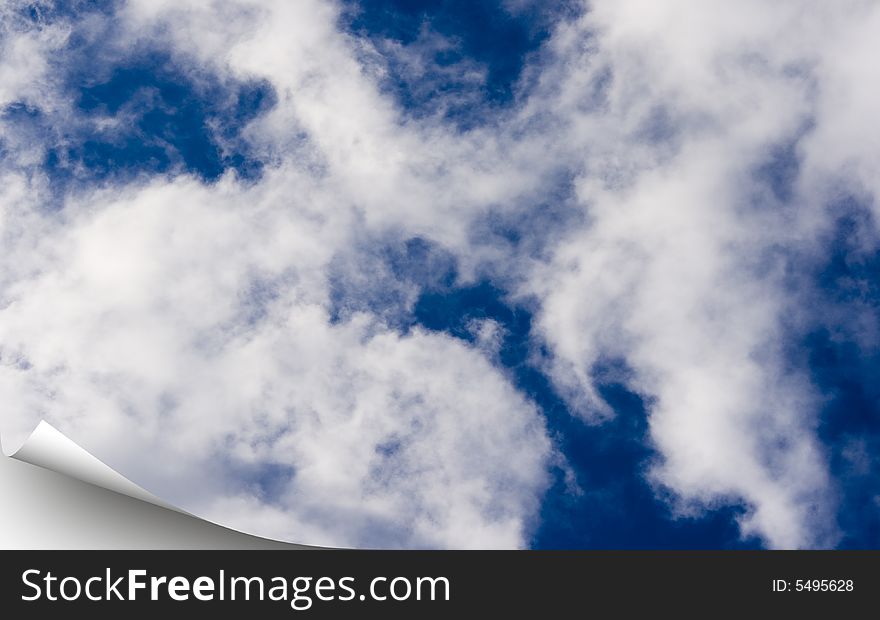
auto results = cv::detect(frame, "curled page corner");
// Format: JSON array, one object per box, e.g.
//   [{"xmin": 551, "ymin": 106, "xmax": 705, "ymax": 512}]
[
  {"xmin": 0, "ymin": 420, "xmax": 312, "ymax": 549},
  {"xmin": 7, "ymin": 420, "xmax": 182, "ymax": 514}
]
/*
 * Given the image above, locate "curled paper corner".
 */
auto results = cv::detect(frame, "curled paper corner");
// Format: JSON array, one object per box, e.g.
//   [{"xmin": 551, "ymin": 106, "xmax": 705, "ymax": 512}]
[
  {"xmin": 0, "ymin": 420, "xmax": 311, "ymax": 549},
  {"xmin": 7, "ymin": 420, "xmax": 181, "ymax": 514}
]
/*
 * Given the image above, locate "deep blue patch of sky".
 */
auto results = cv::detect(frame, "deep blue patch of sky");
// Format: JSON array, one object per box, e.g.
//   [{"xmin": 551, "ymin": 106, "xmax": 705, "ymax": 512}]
[
  {"xmin": 409, "ymin": 272, "xmax": 762, "ymax": 548},
  {"xmin": 54, "ymin": 50, "xmax": 273, "ymax": 188},
  {"xmin": 340, "ymin": 0, "xmax": 581, "ymax": 128},
  {"xmin": 801, "ymin": 204, "xmax": 880, "ymax": 548},
  {"xmin": 4, "ymin": 3, "xmax": 275, "ymax": 196},
  {"xmin": 66, "ymin": 55, "xmax": 272, "ymax": 180}
]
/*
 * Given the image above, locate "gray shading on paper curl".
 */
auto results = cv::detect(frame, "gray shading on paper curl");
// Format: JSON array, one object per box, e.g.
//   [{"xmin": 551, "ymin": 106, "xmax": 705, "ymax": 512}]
[{"xmin": 0, "ymin": 421, "xmax": 307, "ymax": 549}]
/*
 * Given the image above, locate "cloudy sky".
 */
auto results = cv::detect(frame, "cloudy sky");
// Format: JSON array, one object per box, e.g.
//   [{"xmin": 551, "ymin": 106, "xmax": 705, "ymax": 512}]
[{"xmin": 1, "ymin": 0, "xmax": 878, "ymax": 549}]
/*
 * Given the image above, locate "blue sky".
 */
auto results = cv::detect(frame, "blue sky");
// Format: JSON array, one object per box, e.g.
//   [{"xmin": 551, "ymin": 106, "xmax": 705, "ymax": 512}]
[{"xmin": 1, "ymin": 0, "xmax": 879, "ymax": 549}]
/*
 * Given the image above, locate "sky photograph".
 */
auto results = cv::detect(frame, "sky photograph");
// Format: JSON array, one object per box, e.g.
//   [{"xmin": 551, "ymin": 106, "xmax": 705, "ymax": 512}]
[{"xmin": 1, "ymin": 0, "xmax": 879, "ymax": 550}]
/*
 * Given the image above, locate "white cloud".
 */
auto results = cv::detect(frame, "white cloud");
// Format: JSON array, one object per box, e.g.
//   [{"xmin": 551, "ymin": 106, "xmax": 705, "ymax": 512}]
[
  {"xmin": 0, "ymin": 170, "xmax": 551, "ymax": 548},
  {"xmin": 521, "ymin": 0, "xmax": 880, "ymax": 548},
  {"xmin": 1, "ymin": 0, "xmax": 879, "ymax": 548}
]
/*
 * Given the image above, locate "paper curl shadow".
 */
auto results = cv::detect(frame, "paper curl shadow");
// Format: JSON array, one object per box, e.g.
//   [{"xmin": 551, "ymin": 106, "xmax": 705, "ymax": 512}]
[{"xmin": 0, "ymin": 421, "xmax": 309, "ymax": 549}]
